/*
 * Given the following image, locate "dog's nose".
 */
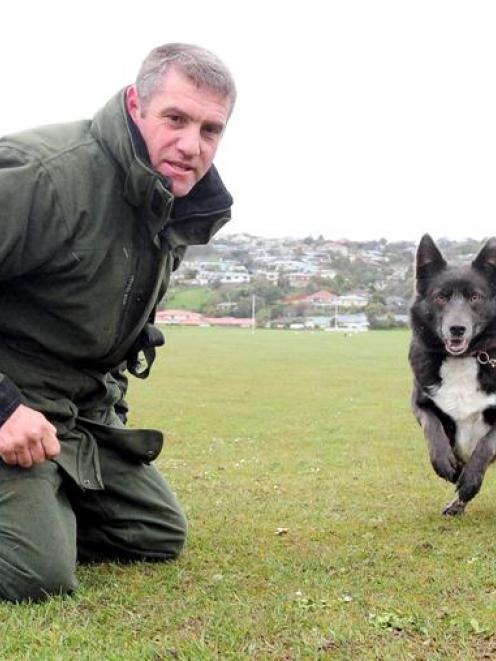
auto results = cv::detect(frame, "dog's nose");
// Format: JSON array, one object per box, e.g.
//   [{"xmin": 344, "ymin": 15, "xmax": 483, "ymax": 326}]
[{"xmin": 450, "ymin": 325, "xmax": 466, "ymax": 337}]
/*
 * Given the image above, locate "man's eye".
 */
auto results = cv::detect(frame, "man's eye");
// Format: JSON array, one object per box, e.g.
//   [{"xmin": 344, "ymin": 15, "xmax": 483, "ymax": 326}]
[
  {"xmin": 166, "ymin": 115, "xmax": 184, "ymax": 125},
  {"xmin": 202, "ymin": 125, "xmax": 221, "ymax": 139}
]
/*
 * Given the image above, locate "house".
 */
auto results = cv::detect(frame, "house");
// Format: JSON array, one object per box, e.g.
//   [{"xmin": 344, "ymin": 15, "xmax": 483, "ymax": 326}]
[
  {"xmin": 337, "ymin": 293, "xmax": 369, "ymax": 308},
  {"xmin": 156, "ymin": 309, "xmax": 252, "ymax": 329},
  {"xmin": 218, "ymin": 271, "xmax": 251, "ymax": 284},
  {"xmin": 156, "ymin": 310, "xmax": 208, "ymax": 326},
  {"xmin": 282, "ymin": 290, "xmax": 338, "ymax": 307},
  {"xmin": 326, "ymin": 313, "xmax": 369, "ymax": 332},
  {"xmin": 304, "ymin": 290, "xmax": 338, "ymax": 306},
  {"xmin": 204, "ymin": 316, "xmax": 252, "ymax": 328},
  {"xmin": 256, "ymin": 270, "xmax": 279, "ymax": 283},
  {"xmin": 288, "ymin": 272, "xmax": 313, "ymax": 287},
  {"xmin": 216, "ymin": 301, "xmax": 238, "ymax": 312},
  {"xmin": 305, "ymin": 316, "xmax": 333, "ymax": 329},
  {"xmin": 385, "ymin": 296, "xmax": 408, "ymax": 312},
  {"xmin": 316, "ymin": 269, "xmax": 337, "ymax": 280},
  {"xmin": 282, "ymin": 293, "xmax": 308, "ymax": 305}
]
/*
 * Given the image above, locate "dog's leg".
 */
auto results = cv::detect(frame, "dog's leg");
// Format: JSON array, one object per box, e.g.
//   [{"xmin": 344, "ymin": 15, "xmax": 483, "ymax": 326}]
[
  {"xmin": 454, "ymin": 430, "xmax": 496, "ymax": 510},
  {"xmin": 413, "ymin": 400, "xmax": 462, "ymax": 483},
  {"xmin": 442, "ymin": 497, "xmax": 467, "ymax": 516}
]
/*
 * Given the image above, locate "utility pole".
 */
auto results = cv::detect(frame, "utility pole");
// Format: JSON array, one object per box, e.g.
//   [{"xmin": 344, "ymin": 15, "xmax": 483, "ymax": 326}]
[{"xmin": 251, "ymin": 294, "xmax": 256, "ymax": 334}]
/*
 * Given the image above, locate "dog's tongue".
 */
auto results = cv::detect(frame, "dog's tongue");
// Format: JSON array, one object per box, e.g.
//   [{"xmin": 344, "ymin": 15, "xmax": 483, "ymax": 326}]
[{"xmin": 445, "ymin": 338, "xmax": 469, "ymax": 355}]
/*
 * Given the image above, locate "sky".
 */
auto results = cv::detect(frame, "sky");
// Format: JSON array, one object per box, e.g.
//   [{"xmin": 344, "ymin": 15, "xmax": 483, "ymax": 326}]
[{"xmin": 2, "ymin": 0, "xmax": 496, "ymax": 243}]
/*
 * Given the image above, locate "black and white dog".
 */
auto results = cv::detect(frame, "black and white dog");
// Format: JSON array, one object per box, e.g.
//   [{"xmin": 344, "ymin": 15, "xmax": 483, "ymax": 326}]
[{"xmin": 409, "ymin": 234, "xmax": 496, "ymax": 515}]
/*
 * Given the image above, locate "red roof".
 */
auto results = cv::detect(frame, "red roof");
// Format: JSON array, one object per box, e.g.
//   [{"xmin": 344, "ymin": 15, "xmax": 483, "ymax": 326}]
[
  {"xmin": 306, "ymin": 290, "xmax": 337, "ymax": 301},
  {"xmin": 282, "ymin": 290, "xmax": 337, "ymax": 305},
  {"xmin": 156, "ymin": 309, "xmax": 252, "ymax": 328}
]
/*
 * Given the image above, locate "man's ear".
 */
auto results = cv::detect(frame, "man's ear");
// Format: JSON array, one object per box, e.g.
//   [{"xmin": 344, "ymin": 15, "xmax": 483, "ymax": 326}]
[
  {"xmin": 472, "ymin": 237, "xmax": 496, "ymax": 281},
  {"xmin": 126, "ymin": 85, "xmax": 141, "ymax": 122},
  {"xmin": 415, "ymin": 234, "xmax": 446, "ymax": 293}
]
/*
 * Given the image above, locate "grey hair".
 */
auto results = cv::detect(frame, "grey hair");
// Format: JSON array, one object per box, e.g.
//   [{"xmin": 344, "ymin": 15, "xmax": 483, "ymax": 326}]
[{"xmin": 135, "ymin": 43, "xmax": 236, "ymax": 114}]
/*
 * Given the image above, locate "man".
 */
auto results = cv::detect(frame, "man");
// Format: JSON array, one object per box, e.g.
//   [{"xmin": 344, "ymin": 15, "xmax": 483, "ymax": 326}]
[{"xmin": 0, "ymin": 43, "xmax": 235, "ymax": 602}]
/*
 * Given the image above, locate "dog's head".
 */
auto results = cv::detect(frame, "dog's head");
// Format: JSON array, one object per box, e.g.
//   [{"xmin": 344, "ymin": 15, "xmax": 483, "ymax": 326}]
[{"xmin": 412, "ymin": 234, "xmax": 496, "ymax": 355}]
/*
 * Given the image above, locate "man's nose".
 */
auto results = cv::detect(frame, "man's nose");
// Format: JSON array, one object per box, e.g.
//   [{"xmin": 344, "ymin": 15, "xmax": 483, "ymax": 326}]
[{"xmin": 177, "ymin": 127, "xmax": 201, "ymax": 156}]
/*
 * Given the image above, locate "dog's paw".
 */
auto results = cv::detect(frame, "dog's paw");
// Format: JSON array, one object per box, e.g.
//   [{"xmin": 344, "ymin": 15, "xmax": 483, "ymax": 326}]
[
  {"xmin": 431, "ymin": 451, "xmax": 462, "ymax": 484},
  {"xmin": 442, "ymin": 498, "xmax": 466, "ymax": 516}
]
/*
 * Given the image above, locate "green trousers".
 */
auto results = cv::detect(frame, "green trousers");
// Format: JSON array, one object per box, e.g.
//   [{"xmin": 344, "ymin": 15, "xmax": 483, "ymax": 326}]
[{"xmin": 0, "ymin": 446, "xmax": 187, "ymax": 602}]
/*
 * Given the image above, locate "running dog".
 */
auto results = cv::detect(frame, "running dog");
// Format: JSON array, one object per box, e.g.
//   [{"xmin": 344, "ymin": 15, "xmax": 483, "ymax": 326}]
[{"xmin": 409, "ymin": 234, "xmax": 496, "ymax": 515}]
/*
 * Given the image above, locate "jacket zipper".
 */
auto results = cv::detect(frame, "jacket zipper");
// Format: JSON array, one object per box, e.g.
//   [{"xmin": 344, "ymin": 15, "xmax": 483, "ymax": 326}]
[{"xmin": 122, "ymin": 274, "xmax": 135, "ymax": 308}]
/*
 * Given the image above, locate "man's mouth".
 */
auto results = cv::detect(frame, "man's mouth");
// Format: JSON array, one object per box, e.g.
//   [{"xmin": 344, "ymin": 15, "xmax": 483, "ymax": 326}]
[
  {"xmin": 445, "ymin": 337, "xmax": 470, "ymax": 356},
  {"xmin": 164, "ymin": 160, "xmax": 194, "ymax": 174}
]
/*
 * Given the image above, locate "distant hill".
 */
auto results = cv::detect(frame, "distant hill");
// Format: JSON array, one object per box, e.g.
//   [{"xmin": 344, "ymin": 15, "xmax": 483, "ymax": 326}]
[{"xmin": 161, "ymin": 233, "xmax": 486, "ymax": 329}]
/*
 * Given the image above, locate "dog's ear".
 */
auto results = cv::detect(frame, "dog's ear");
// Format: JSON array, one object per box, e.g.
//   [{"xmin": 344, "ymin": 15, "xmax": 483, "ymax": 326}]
[
  {"xmin": 415, "ymin": 234, "xmax": 446, "ymax": 288},
  {"xmin": 472, "ymin": 238, "xmax": 496, "ymax": 281}
]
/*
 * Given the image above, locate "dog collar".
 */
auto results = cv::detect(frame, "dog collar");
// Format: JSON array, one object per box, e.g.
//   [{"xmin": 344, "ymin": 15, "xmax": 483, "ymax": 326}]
[{"xmin": 474, "ymin": 350, "xmax": 496, "ymax": 368}]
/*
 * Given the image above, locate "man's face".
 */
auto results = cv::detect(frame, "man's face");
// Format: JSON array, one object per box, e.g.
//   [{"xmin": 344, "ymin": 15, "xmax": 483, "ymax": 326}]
[{"xmin": 127, "ymin": 67, "xmax": 232, "ymax": 197}]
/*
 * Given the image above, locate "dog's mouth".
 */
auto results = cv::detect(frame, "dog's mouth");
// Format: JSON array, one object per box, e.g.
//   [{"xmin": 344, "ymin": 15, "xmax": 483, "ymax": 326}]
[{"xmin": 445, "ymin": 337, "xmax": 470, "ymax": 356}]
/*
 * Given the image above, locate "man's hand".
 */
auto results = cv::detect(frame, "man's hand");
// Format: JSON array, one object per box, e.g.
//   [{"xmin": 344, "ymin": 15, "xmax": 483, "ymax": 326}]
[{"xmin": 0, "ymin": 405, "xmax": 60, "ymax": 468}]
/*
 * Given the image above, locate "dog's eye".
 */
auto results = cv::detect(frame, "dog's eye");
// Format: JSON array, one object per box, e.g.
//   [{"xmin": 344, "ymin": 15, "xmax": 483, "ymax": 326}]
[
  {"xmin": 434, "ymin": 294, "xmax": 448, "ymax": 304},
  {"xmin": 471, "ymin": 293, "xmax": 483, "ymax": 303}
]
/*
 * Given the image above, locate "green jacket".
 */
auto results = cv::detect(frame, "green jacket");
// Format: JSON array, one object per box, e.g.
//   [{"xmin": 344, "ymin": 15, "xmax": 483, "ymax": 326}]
[{"xmin": 0, "ymin": 89, "xmax": 232, "ymax": 487}]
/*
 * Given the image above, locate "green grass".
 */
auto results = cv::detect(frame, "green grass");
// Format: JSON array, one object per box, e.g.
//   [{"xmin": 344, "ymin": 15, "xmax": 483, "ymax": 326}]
[
  {"xmin": 3, "ymin": 328, "xmax": 496, "ymax": 659},
  {"xmin": 164, "ymin": 287, "xmax": 213, "ymax": 311}
]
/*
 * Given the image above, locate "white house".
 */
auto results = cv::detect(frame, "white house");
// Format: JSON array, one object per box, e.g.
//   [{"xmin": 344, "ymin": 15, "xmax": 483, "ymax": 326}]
[
  {"xmin": 219, "ymin": 272, "xmax": 251, "ymax": 284},
  {"xmin": 337, "ymin": 294, "xmax": 369, "ymax": 308}
]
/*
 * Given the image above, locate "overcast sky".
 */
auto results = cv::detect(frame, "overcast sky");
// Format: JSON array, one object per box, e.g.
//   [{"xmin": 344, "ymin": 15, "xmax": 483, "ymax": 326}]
[{"xmin": 2, "ymin": 0, "xmax": 496, "ymax": 243}]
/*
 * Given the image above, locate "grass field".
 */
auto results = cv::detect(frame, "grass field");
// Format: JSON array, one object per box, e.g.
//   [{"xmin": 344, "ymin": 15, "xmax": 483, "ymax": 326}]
[
  {"xmin": 2, "ymin": 328, "xmax": 496, "ymax": 660},
  {"xmin": 165, "ymin": 287, "xmax": 212, "ymax": 311}
]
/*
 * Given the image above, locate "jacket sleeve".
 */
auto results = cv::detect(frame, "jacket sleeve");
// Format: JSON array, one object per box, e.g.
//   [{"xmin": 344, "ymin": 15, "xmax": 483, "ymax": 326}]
[
  {"xmin": 0, "ymin": 143, "xmax": 66, "ymax": 426},
  {"xmin": 0, "ymin": 375, "xmax": 22, "ymax": 428},
  {"xmin": 0, "ymin": 144, "xmax": 65, "ymax": 279}
]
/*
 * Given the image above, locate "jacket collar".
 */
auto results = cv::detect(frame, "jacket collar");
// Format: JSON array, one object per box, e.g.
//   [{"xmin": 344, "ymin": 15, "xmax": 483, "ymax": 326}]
[{"xmin": 90, "ymin": 89, "xmax": 233, "ymax": 245}]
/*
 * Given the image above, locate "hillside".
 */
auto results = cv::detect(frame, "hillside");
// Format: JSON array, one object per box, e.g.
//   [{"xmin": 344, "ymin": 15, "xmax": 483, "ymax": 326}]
[{"xmin": 161, "ymin": 233, "xmax": 485, "ymax": 329}]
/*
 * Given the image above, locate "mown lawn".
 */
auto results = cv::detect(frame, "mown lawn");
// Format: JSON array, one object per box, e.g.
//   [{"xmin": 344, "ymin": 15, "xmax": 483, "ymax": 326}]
[
  {"xmin": 2, "ymin": 328, "xmax": 496, "ymax": 660},
  {"xmin": 164, "ymin": 287, "xmax": 212, "ymax": 311}
]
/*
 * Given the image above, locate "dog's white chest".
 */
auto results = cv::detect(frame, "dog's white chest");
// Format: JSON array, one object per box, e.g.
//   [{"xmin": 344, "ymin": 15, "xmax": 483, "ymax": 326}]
[{"xmin": 429, "ymin": 357, "xmax": 496, "ymax": 461}]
